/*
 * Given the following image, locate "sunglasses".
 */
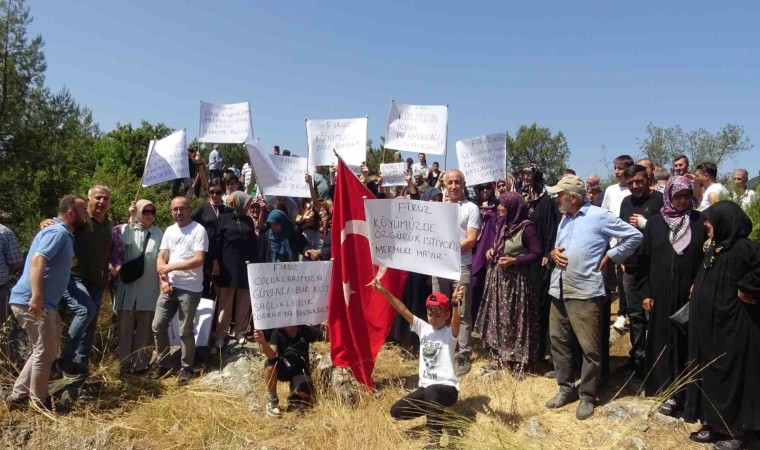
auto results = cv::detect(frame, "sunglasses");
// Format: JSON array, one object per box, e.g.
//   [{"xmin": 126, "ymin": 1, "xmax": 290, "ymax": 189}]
[
  {"xmin": 209, "ymin": 190, "xmax": 222, "ymax": 195},
  {"xmin": 142, "ymin": 209, "xmax": 156, "ymax": 215}
]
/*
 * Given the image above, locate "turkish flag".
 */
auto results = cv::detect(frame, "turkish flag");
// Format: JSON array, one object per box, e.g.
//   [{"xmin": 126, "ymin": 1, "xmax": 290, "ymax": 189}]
[{"xmin": 328, "ymin": 159, "xmax": 408, "ymax": 391}]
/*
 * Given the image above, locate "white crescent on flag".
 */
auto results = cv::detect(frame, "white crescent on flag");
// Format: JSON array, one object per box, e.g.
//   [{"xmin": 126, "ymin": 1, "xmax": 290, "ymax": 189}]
[{"xmin": 341, "ymin": 220, "xmax": 368, "ymax": 244}]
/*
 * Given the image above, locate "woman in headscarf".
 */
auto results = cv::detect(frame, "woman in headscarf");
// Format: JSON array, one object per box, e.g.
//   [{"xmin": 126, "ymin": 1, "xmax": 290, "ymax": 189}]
[
  {"xmin": 259, "ymin": 208, "xmax": 308, "ymax": 263},
  {"xmin": 210, "ymin": 191, "xmax": 258, "ymax": 353},
  {"xmin": 517, "ymin": 165, "xmax": 560, "ymax": 364},
  {"xmin": 471, "ymin": 181, "xmax": 500, "ymax": 322},
  {"xmin": 475, "ymin": 192, "xmax": 543, "ymax": 378},
  {"xmin": 635, "ymin": 175, "xmax": 706, "ymax": 416},
  {"xmin": 114, "ymin": 200, "xmax": 163, "ymax": 373},
  {"xmin": 682, "ymin": 201, "xmax": 760, "ymax": 449}
]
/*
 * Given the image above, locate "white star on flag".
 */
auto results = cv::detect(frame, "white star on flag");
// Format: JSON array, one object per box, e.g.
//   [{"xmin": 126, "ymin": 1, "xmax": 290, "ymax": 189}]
[{"xmin": 342, "ymin": 281, "xmax": 356, "ymax": 306}]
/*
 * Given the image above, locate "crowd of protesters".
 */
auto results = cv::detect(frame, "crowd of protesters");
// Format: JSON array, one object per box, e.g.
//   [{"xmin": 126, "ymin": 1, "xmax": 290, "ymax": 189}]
[{"xmin": 1, "ymin": 146, "xmax": 759, "ymax": 450}]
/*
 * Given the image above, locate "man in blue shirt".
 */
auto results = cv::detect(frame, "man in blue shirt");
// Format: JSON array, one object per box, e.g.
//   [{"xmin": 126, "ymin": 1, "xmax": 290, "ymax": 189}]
[
  {"xmin": 7, "ymin": 195, "xmax": 87, "ymax": 411},
  {"xmin": 544, "ymin": 175, "xmax": 642, "ymax": 420}
]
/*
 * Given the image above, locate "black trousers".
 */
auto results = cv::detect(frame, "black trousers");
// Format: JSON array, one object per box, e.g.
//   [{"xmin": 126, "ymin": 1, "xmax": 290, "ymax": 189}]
[
  {"xmin": 390, "ymin": 385, "xmax": 458, "ymax": 436},
  {"xmin": 622, "ymin": 272, "xmax": 646, "ymax": 367}
]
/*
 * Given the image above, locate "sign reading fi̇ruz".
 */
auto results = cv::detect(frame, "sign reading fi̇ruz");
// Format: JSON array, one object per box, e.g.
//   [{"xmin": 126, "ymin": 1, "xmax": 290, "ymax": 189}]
[
  {"xmin": 198, "ymin": 101, "xmax": 252, "ymax": 144},
  {"xmin": 455, "ymin": 133, "xmax": 508, "ymax": 186},
  {"xmin": 364, "ymin": 199, "xmax": 461, "ymax": 280},
  {"xmin": 247, "ymin": 261, "xmax": 332, "ymax": 329}
]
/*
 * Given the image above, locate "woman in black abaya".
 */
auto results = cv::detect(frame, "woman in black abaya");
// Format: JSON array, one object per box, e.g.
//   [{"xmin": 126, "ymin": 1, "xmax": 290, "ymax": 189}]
[
  {"xmin": 635, "ymin": 176, "xmax": 705, "ymax": 415},
  {"xmin": 683, "ymin": 201, "xmax": 760, "ymax": 449}
]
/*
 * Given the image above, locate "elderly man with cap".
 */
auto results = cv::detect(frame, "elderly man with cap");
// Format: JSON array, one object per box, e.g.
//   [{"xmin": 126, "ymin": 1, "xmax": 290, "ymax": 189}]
[{"xmin": 545, "ymin": 175, "xmax": 642, "ymax": 420}]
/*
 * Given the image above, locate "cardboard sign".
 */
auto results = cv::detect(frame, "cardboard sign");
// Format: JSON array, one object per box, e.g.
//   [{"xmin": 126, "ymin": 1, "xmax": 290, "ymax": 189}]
[
  {"xmin": 364, "ymin": 199, "xmax": 461, "ymax": 280},
  {"xmin": 455, "ymin": 133, "xmax": 508, "ymax": 185},
  {"xmin": 142, "ymin": 130, "xmax": 189, "ymax": 187},
  {"xmin": 198, "ymin": 101, "xmax": 252, "ymax": 144},
  {"xmin": 384, "ymin": 101, "xmax": 448, "ymax": 155},
  {"xmin": 306, "ymin": 117, "xmax": 368, "ymax": 167},
  {"xmin": 168, "ymin": 297, "xmax": 215, "ymax": 347},
  {"xmin": 380, "ymin": 162, "xmax": 407, "ymax": 187},
  {"xmin": 247, "ymin": 261, "xmax": 332, "ymax": 329},
  {"xmin": 264, "ymin": 154, "xmax": 311, "ymax": 198}
]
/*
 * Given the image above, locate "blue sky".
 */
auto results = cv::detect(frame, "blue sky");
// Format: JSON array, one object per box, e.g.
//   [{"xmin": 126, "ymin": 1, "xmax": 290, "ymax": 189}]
[{"xmin": 28, "ymin": 0, "xmax": 760, "ymax": 178}]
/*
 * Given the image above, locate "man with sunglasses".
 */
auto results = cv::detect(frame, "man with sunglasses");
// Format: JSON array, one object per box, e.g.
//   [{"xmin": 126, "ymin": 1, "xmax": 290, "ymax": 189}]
[{"xmin": 151, "ymin": 196, "xmax": 208, "ymax": 384}]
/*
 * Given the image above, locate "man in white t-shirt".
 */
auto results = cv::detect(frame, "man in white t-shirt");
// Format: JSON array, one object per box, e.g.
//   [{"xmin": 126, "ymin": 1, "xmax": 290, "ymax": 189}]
[
  {"xmin": 600, "ymin": 155, "xmax": 633, "ymax": 334},
  {"xmin": 431, "ymin": 169, "xmax": 481, "ymax": 375},
  {"xmin": 731, "ymin": 168, "xmax": 757, "ymax": 209},
  {"xmin": 411, "ymin": 153, "xmax": 429, "ymax": 179},
  {"xmin": 695, "ymin": 161, "xmax": 729, "ymax": 211},
  {"xmin": 151, "ymin": 196, "xmax": 208, "ymax": 384}
]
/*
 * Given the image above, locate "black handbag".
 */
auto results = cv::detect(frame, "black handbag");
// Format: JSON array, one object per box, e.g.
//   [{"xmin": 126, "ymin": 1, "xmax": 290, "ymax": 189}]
[
  {"xmin": 669, "ymin": 302, "xmax": 690, "ymax": 333},
  {"xmin": 120, "ymin": 231, "xmax": 151, "ymax": 284}
]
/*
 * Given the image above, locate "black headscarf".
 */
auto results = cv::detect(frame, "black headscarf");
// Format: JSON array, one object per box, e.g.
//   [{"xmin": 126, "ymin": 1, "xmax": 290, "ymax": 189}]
[{"xmin": 702, "ymin": 200, "xmax": 753, "ymax": 268}]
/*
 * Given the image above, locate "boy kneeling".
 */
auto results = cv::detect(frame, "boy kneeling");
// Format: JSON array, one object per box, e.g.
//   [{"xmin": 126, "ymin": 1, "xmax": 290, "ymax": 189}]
[
  {"xmin": 253, "ymin": 325, "xmax": 326, "ymax": 417},
  {"xmin": 372, "ymin": 279, "xmax": 462, "ymax": 448}
]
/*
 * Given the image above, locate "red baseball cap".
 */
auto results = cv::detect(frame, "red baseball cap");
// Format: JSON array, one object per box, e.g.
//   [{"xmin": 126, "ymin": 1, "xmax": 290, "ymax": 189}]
[{"xmin": 426, "ymin": 292, "xmax": 451, "ymax": 311}]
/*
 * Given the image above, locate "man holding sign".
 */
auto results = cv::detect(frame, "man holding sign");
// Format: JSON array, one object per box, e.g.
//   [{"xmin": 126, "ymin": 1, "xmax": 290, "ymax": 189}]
[{"xmin": 433, "ymin": 170, "xmax": 481, "ymax": 375}]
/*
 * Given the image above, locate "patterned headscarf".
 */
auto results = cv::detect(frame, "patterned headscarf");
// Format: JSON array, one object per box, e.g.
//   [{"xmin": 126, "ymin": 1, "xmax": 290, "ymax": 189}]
[
  {"xmin": 660, "ymin": 175, "xmax": 693, "ymax": 244},
  {"xmin": 492, "ymin": 192, "xmax": 531, "ymax": 256},
  {"xmin": 520, "ymin": 164, "xmax": 546, "ymax": 203}
]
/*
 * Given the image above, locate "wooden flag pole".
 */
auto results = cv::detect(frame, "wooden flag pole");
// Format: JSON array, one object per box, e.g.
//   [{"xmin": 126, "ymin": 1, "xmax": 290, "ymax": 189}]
[
  {"xmin": 443, "ymin": 104, "xmax": 449, "ymax": 171},
  {"xmin": 135, "ymin": 138, "xmax": 157, "ymax": 202},
  {"xmin": 382, "ymin": 99, "xmax": 395, "ymax": 163},
  {"xmin": 304, "ymin": 118, "xmax": 310, "ymax": 171}
]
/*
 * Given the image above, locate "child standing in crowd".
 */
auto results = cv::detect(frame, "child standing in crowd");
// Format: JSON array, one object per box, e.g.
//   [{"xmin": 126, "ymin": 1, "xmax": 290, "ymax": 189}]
[{"xmin": 372, "ymin": 279, "xmax": 463, "ymax": 449}]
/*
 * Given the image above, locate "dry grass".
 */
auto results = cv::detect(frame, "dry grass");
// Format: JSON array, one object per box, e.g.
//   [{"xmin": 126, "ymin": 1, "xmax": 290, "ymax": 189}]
[{"xmin": 0, "ymin": 298, "xmax": 707, "ymax": 449}]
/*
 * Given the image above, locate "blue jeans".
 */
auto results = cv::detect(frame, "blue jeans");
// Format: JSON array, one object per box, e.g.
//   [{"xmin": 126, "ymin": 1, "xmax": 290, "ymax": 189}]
[{"xmin": 60, "ymin": 277, "xmax": 103, "ymax": 365}]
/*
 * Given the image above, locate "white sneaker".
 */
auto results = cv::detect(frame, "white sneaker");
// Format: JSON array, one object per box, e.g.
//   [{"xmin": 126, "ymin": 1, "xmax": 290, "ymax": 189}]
[
  {"xmin": 612, "ymin": 316, "xmax": 627, "ymax": 332},
  {"xmin": 235, "ymin": 332, "xmax": 246, "ymax": 345},
  {"xmin": 266, "ymin": 399, "xmax": 281, "ymax": 417}
]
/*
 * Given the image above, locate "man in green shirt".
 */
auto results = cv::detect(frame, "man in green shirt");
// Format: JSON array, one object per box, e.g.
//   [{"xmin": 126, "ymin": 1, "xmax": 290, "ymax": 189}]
[{"xmin": 58, "ymin": 185, "xmax": 113, "ymax": 377}]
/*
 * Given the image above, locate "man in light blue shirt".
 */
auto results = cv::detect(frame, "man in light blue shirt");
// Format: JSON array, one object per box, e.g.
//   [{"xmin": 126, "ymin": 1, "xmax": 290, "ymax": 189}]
[
  {"xmin": 544, "ymin": 175, "xmax": 642, "ymax": 421},
  {"xmin": 7, "ymin": 195, "xmax": 87, "ymax": 411}
]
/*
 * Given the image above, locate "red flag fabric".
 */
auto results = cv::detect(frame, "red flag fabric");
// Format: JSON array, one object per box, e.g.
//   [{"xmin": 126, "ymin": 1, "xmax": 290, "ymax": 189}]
[{"xmin": 328, "ymin": 159, "xmax": 408, "ymax": 391}]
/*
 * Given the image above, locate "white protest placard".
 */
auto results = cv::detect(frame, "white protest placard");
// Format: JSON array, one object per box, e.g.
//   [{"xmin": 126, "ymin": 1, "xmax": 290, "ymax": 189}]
[
  {"xmin": 380, "ymin": 162, "xmax": 407, "ymax": 187},
  {"xmin": 244, "ymin": 139, "xmax": 282, "ymax": 194},
  {"xmin": 306, "ymin": 117, "xmax": 367, "ymax": 166},
  {"xmin": 142, "ymin": 129, "xmax": 189, "ymax": 187},
  {"xmin": 247, "ymin": 261, "xmax": 332, "ymax": 329},
  {"xmin": 198, "ymin": 101, "xmax": 252, "ymax": 144},
  {"xmin": 364, "ymin": 199, "xmax": 461, "ymax": 280},
  {"xmin": 169, "ymin": 298, "xmax": 215, "ymax": 347},
  {"xmin": 264, "ymin": 154, "xmax": 310, "ymax": 198},
  {"xmin": 384, "ymin": 101, "xmax": 448, "ymax": 155},
  {"xmin": 455, "ymin": 133, "xmax": 508, "ymax": 186}
]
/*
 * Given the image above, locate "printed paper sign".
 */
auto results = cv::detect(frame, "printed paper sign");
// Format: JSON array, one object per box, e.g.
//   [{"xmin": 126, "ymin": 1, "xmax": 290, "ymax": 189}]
[
  {"xmin": 380, "ymin": 162, "xmax": 407, "ymax": 187},
  {"xmin": 244, "ymin": 139, "xmax": 282, "ymax": 195},
  {"xmin": 169, "ymin": 298, "xmax": 215, "ymax": 347},
  {"xmin": 384, "ymin": 101, "xmax": 448, "ymax": 155},
  {"xmin": 247, "ymin": 261, "xmax": 332, "ymax": 329},
  {"xmin": 198, "ymin": 101, "xmax": 252, "ymax": 144},
  {"xmin": 264, "ymin": 154, "xmax": 311, "ymax": 198},
  {"xmin": 455, "ymin": 133, "xmax": 508, "ymax": 185},
  {"xmin": 364, "ymin": 199, "xmax": 461, "ymax": 280},
  {"xmin": 142, "ymin": 130, "xmax": 189, "ymax": 187},
  {"xmin": 306, "ymin": 117, "xmax": 367, "ymax": 166}
]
